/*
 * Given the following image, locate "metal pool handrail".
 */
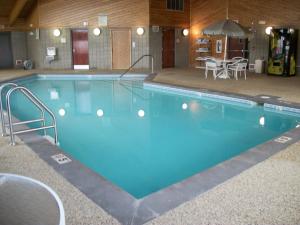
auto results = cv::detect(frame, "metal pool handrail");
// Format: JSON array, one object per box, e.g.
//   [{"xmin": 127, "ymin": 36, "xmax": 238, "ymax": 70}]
[
  {"xmin": 0, "ymin": 83, "xmax": 46, "ymax": 137},
  {"xmin": 119, "ymin": 54, "xmax": 154, "ymax": 79},
  {"xmin": 3, "ymin": 85, "xmax": 58, "ymax": 145},
  {"xmin": 0, "ymin": 83, "xmax": 18, "ymax": 136}
]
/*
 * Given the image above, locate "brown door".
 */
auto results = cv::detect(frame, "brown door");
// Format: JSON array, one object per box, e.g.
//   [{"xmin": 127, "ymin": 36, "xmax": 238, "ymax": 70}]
[
  {"xmin": 228, "ymin": 38, "xmax": 248, "ymax": 59},
  {"xmin": 162, "ymin": 29, "xmax": 175, "ymax": 68},
  {"xmin": 72, "ymin": 30, "xmax": 89, "ymax": 68},
  {"xmin": 112, "ymin": 29, "xmax": 131, "ymax": 69}
]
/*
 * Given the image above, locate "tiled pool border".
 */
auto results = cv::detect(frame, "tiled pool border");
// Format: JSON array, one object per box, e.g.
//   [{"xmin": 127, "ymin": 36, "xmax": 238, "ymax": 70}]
[{"xmin": 2, "ymin": 73, "xmax": 300, "ymax": 225}]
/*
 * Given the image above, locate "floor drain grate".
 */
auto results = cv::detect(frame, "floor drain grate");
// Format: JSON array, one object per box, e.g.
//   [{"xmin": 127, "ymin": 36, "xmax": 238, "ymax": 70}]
[
  {"xmin": 274, "ymin": 136, "xmax": 292, "ymax": 143},
  {"xmin": 51, "ymin": 154, "xmax": 72, "ymax": 164}
]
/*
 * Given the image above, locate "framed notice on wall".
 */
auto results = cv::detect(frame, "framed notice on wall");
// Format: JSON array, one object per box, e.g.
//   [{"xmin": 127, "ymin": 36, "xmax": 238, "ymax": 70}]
[
  {"xmin": 98, "ymin": 14, "xmax": 108, "ymax": 27},
  {"xmin": 216, "ymin": 40, "xmax": 222, "ymax": 53}
]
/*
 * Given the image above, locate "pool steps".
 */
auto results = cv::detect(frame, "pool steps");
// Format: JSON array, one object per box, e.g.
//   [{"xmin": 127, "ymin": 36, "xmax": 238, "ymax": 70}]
[
  {"xmin": 143, "ymin": 82, "xmax": 257, "ymax": 106},
  {"xmin": 143, "ymin": 82, "xmax": 300, "ymax": 115}
]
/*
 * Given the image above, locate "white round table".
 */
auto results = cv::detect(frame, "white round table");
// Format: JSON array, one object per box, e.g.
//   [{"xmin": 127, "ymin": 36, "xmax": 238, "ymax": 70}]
[{"xmin": 0, "ymin": 173, "xmax": 65, "ymax": 225}]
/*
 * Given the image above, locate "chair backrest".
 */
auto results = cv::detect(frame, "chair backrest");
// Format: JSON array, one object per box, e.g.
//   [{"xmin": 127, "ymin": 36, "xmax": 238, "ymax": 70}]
[
  {"xmin": 232, "ymin": 57, "xmax": 244, "ymax": 61},
  {"xmin": 237, "ymin": 62, "xmax": 248, "ymax": 69},
  {"xmin": 234, "ymin": 58, "xmax": 248, "ymax": 68},
  {"xmin": 205, "ymin": 56, "xmax": 216, "ymax": 61},
  {"xmin": 205, "ymin": 61, "xmax": 217, "ymax": 69}
]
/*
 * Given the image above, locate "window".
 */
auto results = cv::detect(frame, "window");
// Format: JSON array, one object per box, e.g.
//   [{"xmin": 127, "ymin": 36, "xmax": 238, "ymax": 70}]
[{"xmin": 167, "ymin": 0, "xmax": 184, "ymax": 11}]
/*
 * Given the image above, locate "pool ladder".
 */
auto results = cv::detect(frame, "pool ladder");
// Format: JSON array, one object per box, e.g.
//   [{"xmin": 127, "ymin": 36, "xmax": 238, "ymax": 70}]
[
  {"xmin": 119, "ymin": 54, "xmax": 154, "ymax": 79},
  {"xmin": 0, "ymin": 83, "xmax": 58, "ymax": 146}
]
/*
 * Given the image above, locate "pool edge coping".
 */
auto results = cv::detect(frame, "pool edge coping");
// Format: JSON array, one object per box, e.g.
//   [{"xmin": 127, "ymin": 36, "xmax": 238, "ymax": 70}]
[{"xmin": 2, "ymin": 72, "xmax": 300, "ymax": 225}]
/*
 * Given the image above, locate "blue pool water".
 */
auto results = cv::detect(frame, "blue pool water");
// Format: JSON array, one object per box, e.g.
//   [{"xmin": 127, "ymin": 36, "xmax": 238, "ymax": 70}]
[{"xmin": 8, "ymin": 75, "xmax": 300, "ymax": 198}]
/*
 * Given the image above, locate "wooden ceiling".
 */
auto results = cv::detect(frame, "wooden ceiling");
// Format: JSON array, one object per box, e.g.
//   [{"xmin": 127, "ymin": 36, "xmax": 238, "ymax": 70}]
[
  {"xmin": 0, "ymin": 0, "xmax": 15, "ymax": 17},
  {"xmin": 0, "ymin": 0, "xmax": 37, "ymax": 25}
]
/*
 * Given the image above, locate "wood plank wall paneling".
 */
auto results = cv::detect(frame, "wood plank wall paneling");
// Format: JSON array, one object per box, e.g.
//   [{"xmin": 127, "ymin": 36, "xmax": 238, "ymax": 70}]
[
  {"xmin": 0, "ymin": 0, "xmax": 16, "ymax": 17},
  {"xmin": 37, "ymin": 0, "xmax": 149, "ymax": 28},
  {"xmin": 229, "ymin": 0, "xmax": 300, "ymax": 27},
  {"xmin": 190, "ymin": 0, "xmax": 300, "ymax": 66},
  {"xmin": 150, "ymin": 0, "xmax": 190, "ymax": 28},
  {"xmin": 190, "ymin": 0, "xmax": 226, "ymax": 65}
]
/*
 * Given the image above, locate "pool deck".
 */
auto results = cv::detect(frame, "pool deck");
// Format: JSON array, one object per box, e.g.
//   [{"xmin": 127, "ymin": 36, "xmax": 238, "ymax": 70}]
[{"xmin": 0, "ymin": 68, "xmax": 300, "ymax": 225}]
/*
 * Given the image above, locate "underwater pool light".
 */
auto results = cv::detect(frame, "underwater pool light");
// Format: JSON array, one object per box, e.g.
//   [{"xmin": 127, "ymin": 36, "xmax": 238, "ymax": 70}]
[
  {"xmin": 58, "ymin": 108, "xmax": 66, "ymax": 116},
  {"xmin": 138, "ymin": 109, "xmax": 145, "ymax": 117},
  {"xmin": 96, "ymin": 109, "xmax": 104, "ymax": 117}
]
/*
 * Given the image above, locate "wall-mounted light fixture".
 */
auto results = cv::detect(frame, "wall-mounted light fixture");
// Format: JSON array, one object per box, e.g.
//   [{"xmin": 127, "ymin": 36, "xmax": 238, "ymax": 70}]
[
  {"xmin": 136, "ymin": 27, "xmax": 145, "ymax": 36},
  {"xmin": 265, "ymin": 26, "xmax": 272, "ymax": 35},
  {"xmin": 53, "ymin": 29, "xmax": 61, "ymax": 37},
  {"xmin": 93, "ymin": 27, "xmax": 101, "ymax": 36},
  {"xmin": 182, "ymin": 28, "xmax": 189, "ymax": 36}
]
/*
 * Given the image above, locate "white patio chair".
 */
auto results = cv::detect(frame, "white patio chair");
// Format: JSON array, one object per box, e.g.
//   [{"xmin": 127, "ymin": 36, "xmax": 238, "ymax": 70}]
[
  {"xmin": 205, "ymin": 60, "xmax": 222, "ymax": 80},
  {"xmin": 249, "ymin": 63, "xmax": 255, "ymax": 72},
  {"xmin": 227, "ymin": 59, "xmax": 248, "ymax": 80},
  {"xmin": 231, "ymin": 57, "xmax": 244, "ymax": 61},
  {"xmin": 204, "ymin": 56, "xmax": 216, "ymax": 61}
]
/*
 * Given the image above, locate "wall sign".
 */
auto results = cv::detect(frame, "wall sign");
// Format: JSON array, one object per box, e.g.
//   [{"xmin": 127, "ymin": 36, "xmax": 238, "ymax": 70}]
[
  {"xmin": 216, "ymin": 39, "xmax": 222, "ymax": 53},
  {"xmin": 98, "ymin": 15, "xmax": 108, "ymax": 27}
]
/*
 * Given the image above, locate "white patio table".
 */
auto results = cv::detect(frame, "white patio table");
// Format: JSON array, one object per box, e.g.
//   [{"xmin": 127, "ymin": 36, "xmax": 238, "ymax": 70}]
[
  {"xmin": 215, "ymin": 58, "xmax": 235, "ymax": 79},
  {"xmin": 0, "ymin": 173, "xmax": 65, "ymax": 225}
]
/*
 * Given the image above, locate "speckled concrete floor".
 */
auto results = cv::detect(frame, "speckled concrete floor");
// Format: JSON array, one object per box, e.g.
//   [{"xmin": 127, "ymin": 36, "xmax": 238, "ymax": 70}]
[
  {"xmin": 0, "ymin": 69, "xmax": 300, "ymax": 225},
  {"xmin": 0, "ymin": 136, "xmax": 120, "ymax": 225},
  {"xmin": 147, "ymin": 142, "xmax": 300, "ymax": 225},
  {"xmin": 154, "ymin": 68, "xmax": 300, "ymax": 104}
]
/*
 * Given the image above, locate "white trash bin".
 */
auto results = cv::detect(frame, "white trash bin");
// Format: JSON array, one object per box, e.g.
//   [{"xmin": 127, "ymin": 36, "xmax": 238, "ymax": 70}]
[{"xmin": 255, "ymin": 59, "xmax": 264, "ymax": 74}]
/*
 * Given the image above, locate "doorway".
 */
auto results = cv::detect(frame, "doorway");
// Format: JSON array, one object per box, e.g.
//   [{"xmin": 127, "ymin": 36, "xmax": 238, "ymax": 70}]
[
  {"xmin": 72, "ymin": 29, "xmax": 89, "ymax": 69},
  {"xmin": 228, "ymin": 38, "xmax": 248, "ymax": 59},
  {"xmin": 162, "ymin": 28, "xmax": 175, "ymax": 68},
  {"xmin": 0, "ymin": 32, "xmax": 13, "ymax": 69},
  {"xmin": 111, "ymin": 29, "xmax": 131, "ymax": 69}
]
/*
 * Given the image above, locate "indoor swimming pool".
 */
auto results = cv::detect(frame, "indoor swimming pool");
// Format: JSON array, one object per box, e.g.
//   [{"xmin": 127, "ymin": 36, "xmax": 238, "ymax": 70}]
[{"xmin": 6, "ymin": 74, "xmax": 300, "ymax": 198}]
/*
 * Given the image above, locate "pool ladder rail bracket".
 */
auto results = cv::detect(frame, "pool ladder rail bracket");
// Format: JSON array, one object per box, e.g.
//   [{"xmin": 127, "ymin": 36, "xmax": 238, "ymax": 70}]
[{"xmin": 0, "ymin": 83, "xmax": 58, "ymax": 146}]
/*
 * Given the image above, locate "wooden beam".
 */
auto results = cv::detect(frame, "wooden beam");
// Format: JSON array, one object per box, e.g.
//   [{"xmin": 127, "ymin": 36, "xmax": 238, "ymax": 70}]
[{"xmin": 9, "ymin": 0, "xmax": 29, "ymax": 25}]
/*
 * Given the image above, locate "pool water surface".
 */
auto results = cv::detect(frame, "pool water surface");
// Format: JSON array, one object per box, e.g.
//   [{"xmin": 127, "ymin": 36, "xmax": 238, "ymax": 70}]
[{"xmin": 8, "ymin": 76, "xmax": 300, "ymax": 198}]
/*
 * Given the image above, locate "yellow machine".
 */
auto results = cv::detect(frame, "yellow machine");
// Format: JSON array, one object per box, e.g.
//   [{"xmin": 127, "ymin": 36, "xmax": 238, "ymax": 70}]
[{"xmin": 268, "ymin": 28, "xmax": 298, "ymax": 76}]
